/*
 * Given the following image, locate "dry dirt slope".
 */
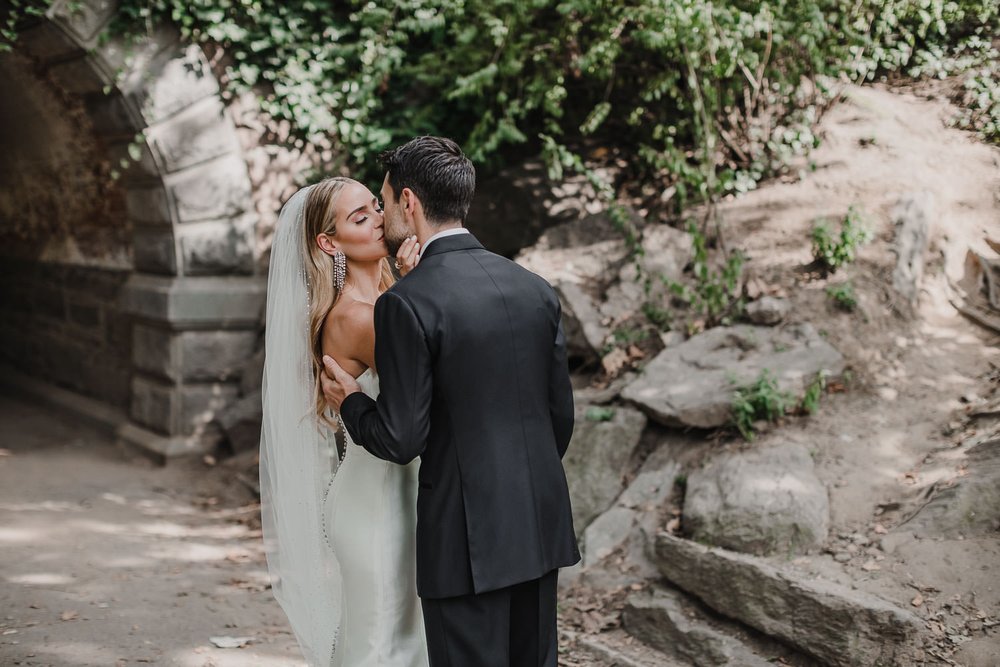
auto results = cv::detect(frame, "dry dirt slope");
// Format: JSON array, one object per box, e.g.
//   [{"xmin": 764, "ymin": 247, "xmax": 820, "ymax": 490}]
[{"xmin": 561, "ymin": 82, "xmax": 1000, "ymax": 665}]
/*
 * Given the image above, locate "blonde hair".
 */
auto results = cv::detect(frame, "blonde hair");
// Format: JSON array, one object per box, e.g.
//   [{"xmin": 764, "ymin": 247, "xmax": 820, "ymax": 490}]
[{"xmin": 303, "ymin": 177, "xmax": 396, "ymax": 426}]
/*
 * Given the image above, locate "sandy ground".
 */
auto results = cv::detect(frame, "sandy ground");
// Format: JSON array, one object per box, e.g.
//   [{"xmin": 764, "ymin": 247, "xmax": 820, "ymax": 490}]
[
  {"xmin": 606, "ymin": 82, "xmax": 1000, "ymax": 663},
  {"xmin": 712, "ymin": 82, "xmax": 1000, "ymax": 630},
  {"xmin": 0, "ymin": 396, "xmax": 608, "ymax": 667},
  {"xmin": 0, "ymin": 395, "xmax": 305, "ymax": 667},
  {"xmin": 2, "ymin": 83, "xmax": 998, "ymax": 666}
]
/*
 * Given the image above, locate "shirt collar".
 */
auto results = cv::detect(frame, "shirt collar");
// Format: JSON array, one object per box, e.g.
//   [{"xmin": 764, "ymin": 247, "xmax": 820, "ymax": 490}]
[{"xmin": 419, "ymin": 227, "xmax": 470, "ymax": 258}]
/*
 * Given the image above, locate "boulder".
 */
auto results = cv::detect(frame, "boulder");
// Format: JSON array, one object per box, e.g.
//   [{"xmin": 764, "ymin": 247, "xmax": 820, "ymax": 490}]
[
  {"xmin": 622, "ymin": 323, "xmax": 845, "ymax": 428},
  {"xmin": 745, "ymin": 296, "xmax": 791, "ymax": 325},
  {"xmin": 684, "ymin": 443, "xmax": 829, "ymax": 555},
  {"xmin": 623, "ymin": 587, "xmax": 772, "ymax": 666},
  {"xmin": 563, "ymin": 404, "xmax": 647, "ymax": 531},
  {"xmin": 555, "ymin": 281, "xmax": 613, "ymax": 360},
  {"xmin": 582, "ymin": 446, "xmax": 680, "ymax": 571},
  {"xmin": 517, "ymin": 216, "xmax": 693, "ymax": 359},
  {"xmin": 583, "ymin": 506, "xmax": 637, "ymax": 566},
  {"xmin": 652, "ymin": 533, "xmax": 923, "ymax": 667},
  {"xmin": 516, "ymin": 213, "xmax": 632, "ymax": 359},
  {"xmin": 599, "ymin": 224, "xmax": 693, "ymax": 322}
]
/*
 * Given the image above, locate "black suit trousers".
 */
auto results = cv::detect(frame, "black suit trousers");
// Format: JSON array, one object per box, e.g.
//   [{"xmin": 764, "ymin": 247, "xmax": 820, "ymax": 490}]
[{"xmin": 420, "ymin": 569, "xmax": 559, "ymax": 667}]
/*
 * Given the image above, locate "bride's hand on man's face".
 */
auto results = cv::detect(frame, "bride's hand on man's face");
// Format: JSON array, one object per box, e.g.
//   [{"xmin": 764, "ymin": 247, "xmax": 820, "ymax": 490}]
[
  {"xmin": 396, "ymin": 235, "xmax": 420, "ymax": 276},
  {"xmin": 321, "ymin": 355, "xmax": 361, "ymax": 411}
]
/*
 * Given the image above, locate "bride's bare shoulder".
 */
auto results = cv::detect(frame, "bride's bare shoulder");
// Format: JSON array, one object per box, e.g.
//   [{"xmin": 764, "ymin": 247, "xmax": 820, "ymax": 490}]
[
  {"xmin": 322, "ymin": 298, "xmax": 376, "ymax": 370},
  {"xmin": 324, "ymin": 297, "xmax": 375, "ymax": 335}
]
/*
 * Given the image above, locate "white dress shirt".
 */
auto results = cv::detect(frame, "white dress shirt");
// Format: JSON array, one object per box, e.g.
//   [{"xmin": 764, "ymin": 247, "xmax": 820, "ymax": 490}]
[{"xmin": 419, "ymin": 227, "xmax": 470, "ymax": 258}]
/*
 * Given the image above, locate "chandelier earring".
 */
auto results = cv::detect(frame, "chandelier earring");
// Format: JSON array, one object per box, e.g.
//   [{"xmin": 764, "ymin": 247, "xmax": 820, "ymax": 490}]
[{"xmin": 333, "ymin": 251, "xmax": 346, "ymax": 291}]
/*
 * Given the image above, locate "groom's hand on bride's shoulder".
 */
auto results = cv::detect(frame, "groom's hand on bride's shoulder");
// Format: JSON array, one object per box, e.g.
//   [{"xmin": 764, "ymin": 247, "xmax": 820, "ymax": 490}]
[{"xmin": 321, "ymin": 355, "xmax": 361, "ymax": 411}]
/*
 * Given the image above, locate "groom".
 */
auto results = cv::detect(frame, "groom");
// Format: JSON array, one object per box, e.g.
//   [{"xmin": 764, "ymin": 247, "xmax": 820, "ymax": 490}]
[{"xmin": 321, "ymin": 135, "xmax": 579, "ymax": 666}]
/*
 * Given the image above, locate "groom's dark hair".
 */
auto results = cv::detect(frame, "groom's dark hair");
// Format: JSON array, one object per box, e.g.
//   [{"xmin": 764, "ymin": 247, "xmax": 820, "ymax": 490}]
[{"xmin": 379, "ymin": 136, "xmax": 475, "ymax": 225}]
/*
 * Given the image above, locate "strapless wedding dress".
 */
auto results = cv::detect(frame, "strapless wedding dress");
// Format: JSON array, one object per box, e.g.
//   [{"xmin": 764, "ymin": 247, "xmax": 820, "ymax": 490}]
[{"xmin": 323, "ymin": 369, "xmax": 428, "ymax": 666}]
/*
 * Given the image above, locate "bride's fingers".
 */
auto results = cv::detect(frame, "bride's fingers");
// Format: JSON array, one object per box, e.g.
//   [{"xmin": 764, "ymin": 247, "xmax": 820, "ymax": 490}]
[
  {"xmin": 395, "ymin": 236, "xmax": 415, "ymax": 261},
  {"xmin": 396, "ymin": 236, "xmax": 420, "ymax": 276}
]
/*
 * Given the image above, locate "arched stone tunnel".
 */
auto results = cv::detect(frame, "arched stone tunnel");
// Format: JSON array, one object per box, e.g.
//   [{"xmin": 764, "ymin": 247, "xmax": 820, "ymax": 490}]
[{"xmin": 0, "ymin": 0, "xmax": 264, "ymax": 458}]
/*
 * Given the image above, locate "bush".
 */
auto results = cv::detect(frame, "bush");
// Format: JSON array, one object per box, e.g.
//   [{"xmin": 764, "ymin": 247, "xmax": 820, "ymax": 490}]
[
  {"xmin": 826, "ymin": 281, "xmax": 858, "ymax": 311},
  {"xmin": 811, "ymin": 206, "xmax": 872, "ymax": 273},
  {"xmin": 799, "ymin": 371, "xmax": 828, "ymax": 415},
  {"xmin": 6, "ymin": 1, "xmax": 996, "ymax": 195},
  {"xmin": 730, "ymin": 369, "xmax": 793, "ymax": 441}
]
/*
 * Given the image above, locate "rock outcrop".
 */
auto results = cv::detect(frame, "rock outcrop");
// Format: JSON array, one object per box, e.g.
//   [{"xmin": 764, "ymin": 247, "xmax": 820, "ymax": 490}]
[
  {"xmin": 622, "ymin": 323, "xmax": 845, "ymax": 428},
  {"xmin": 516, "ymin": 217, "xmax": 692, "ymax": 360},
  {"xmin": 623, "ymin": 587, "xmax": 773, "ymax": 666},
  {"xmin": 652, "ymin": 533, "xmax": 923, "ymax": 667},
  {"xmin": 563, "ymin": 404, "xmax": 647, "ymax": 531},
  {"xmin": 684, "ymin": 443, "xmax": 829, "ymax": 555}
]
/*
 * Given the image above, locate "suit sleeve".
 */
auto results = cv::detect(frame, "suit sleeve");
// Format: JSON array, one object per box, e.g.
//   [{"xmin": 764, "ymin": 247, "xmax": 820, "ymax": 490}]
[
  {"xmin": 340, "ymin": 290, "xmax": 432, "ymax": 464},
  {"xmin": 549, "ymin": 299, "xmax": 575, "ymax": 459}
]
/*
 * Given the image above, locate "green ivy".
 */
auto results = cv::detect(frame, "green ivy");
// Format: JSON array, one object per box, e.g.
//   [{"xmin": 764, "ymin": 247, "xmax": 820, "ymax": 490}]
[{"xmin": 4, "ymin": 0, "xmax": 997, "ymax": 195}]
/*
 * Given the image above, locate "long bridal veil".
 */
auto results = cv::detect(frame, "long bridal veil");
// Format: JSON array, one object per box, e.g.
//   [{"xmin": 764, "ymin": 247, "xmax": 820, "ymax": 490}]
[{"xmin": 259, "ymin": 185, "xmax": 342, "ymax": 665}]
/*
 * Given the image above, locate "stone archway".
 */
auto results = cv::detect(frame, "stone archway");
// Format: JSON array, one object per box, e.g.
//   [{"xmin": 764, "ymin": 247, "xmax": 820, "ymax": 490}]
[{"xmin": 5, "ymin": 0, "xmax": 264, "ymax": 458}]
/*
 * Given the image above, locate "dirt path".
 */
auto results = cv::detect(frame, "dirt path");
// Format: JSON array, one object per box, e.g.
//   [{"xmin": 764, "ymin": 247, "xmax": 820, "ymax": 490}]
[{"xmin": 0, "ymin": 395, "xmax": 304, "ymax": 667}]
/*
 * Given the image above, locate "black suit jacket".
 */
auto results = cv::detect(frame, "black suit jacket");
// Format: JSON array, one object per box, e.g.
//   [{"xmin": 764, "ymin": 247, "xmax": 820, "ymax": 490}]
[{"xmin": 340, "ymin": 232, "xmax": 580, "ymax": 599}]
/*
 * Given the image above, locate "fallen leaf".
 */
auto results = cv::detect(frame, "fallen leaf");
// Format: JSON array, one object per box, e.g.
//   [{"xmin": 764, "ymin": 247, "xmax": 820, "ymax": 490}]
[{"xmin": 601, "ymin": 348, "xmax": 630, "ymax": 376}]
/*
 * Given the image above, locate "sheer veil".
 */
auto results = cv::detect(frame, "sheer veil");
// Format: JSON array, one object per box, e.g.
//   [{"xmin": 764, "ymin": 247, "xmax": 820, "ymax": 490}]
[{"xmin": 259, "ymin": 185, "xmax": 342, "ymax": 665}]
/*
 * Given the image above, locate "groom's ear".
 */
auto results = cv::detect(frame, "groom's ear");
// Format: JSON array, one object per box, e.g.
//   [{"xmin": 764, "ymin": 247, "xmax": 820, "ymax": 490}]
[{"xmin": 400, "ymin": 187, "xmax": 421, "ymax": 217}]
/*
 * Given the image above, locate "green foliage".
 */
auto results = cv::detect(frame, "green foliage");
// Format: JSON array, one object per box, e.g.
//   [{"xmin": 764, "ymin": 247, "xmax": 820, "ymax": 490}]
[
  {"xmin": 6, "ymin": 0, "xmax": 997, "ymax": 192},
  {"xmin": 826, "ymin": 281, "xmax": 858, "ymax": 311},
  {"xmin": 960, "ymin": 61, "xmax": 1000, "ymax": 143},
  {"xmin": 585, "ymin": 406, "xmax": 616, "ymax": 422},
  {"xmin": 893, "ymin": 4, "xmax": 1000, "ymax": 144},
  {"xmin": 731, "ymin": 369, "xmax": 793, "ymax": 441},
  {"xmin": 1, "ymin": 0, "xmax": 53, "ymax": 51},
  {"xmin": 800, "ymin": 371, "xmax": 828, "ymax": 415},
  {"xmin": 811, "ymin": 207, "xmax": 872, "ymax": 273},
  {"xmin": 674, "ymin": 473, "xmax": 687, "ymax": 492},
  {"xmin": 609, "ymin": 324, "xmax": 648, "ymax": 350},
  {"xmin": 641, "ymin": 300, "xmax": 671, "ymax": 331},
  {"xmin": 664, "ymin": 221, "xmax": 744, "ymax": 328}
]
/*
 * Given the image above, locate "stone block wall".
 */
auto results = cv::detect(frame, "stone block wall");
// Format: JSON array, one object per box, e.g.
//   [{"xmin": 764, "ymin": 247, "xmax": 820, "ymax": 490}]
[{"xmin": 0, "ymin": 260, "xmax": 132, "ymax": 408}]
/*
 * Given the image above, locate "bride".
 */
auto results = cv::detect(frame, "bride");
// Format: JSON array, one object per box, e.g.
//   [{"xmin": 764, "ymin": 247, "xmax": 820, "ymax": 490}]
[{"xmin": 258, "ymin": 177, "xmax": 428, "ymax": 666}]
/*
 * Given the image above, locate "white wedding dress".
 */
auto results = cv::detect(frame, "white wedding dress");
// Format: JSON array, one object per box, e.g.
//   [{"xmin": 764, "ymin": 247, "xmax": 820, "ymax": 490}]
[{"xmin": 323, "ymin": 369, "xmax": 428, "ymax": 667}]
